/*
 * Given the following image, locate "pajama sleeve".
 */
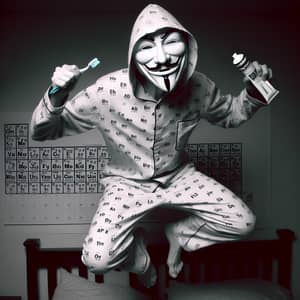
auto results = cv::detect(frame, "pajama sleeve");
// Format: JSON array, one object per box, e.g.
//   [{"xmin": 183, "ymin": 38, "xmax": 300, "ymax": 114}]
[
  {"xmin": 197, "ymin": 73, "xmax": 268, "ymax": 128},
  {"xmin": 30, "ymin": 81, "xmax": 101, "ymax": 141}
]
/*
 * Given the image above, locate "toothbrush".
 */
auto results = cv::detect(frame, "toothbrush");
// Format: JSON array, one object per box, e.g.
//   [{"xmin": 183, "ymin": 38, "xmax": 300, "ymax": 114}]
[{"xmin": 49, "ymin": 58, "xmax": 100, "ymax": 95}]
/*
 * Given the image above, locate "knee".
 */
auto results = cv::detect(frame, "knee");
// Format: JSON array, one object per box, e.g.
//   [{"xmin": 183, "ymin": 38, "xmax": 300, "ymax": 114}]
[
  {"xmin": 81, "ymin": 247, "xmax": 111, "ymax": 274},
  {"xmin": 81, "ymin": 238, "xmax": 117, "ymax": 274}
]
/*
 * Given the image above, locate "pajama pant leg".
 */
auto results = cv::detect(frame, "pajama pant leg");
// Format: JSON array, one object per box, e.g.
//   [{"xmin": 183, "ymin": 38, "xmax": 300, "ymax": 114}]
[
  {"xmin": 161, "ymin": 163, "xmax": 256, "ymax": 251},
  {"xmin": 82, "ymin": 163, "xmax": 256, "ymax": 274},
  {"xmin": 81, "ymin": 176, "xmax": 160, "ymax": 274}
]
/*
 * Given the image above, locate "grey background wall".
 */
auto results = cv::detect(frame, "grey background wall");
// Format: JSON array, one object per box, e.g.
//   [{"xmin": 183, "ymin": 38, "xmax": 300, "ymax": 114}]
[{"xmin": 0, "ymin": 0, "xmax": 299, "ymax": 299}]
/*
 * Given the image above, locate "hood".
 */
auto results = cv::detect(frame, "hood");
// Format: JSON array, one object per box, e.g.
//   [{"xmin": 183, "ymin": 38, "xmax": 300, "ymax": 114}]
[{"xmin": 128, "ymin": 3, "xmax": 198, "ymax": 100}]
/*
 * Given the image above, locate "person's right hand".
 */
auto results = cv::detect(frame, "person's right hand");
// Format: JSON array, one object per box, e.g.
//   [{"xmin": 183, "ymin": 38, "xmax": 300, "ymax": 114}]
[{"xmin": 51, "ymin": 64, "xmax": 81, "ymax": 93}]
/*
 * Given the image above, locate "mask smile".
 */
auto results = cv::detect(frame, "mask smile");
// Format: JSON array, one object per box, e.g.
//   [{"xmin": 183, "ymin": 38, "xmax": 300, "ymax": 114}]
[{"xmin": 145, "ymin": 57, "xmax": 181, "ymax": 76}]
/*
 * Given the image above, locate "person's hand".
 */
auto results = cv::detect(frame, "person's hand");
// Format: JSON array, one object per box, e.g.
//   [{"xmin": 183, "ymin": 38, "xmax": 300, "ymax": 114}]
[
  {"xmin": 244, "ymin": 61, "xmax": 273, "ymax": 101},
  {"xmin": 49, "ymin": 64, "xmax": 81, "ymax": 106},
  {"xmin": 51, "ymin": 64, "xmax": 81, "ymax": 93}
]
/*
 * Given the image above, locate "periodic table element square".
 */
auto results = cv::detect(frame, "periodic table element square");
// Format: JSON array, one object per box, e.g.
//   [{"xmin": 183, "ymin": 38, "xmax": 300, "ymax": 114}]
[
  {"xmin": 98, "ymin": 147, "xmax": 110, "ymax": 159},
  {"xmin": 29, "ymin": 182, "xmax": 41, "ymax": 194},
  {"xmin": 75, "ymin": 159, "xmax": 86, "ymax": 170},
  {"xmin": 16, "ymin": 124, "xmax": 28, "ymax": 136},
  {"xmin": 29, "ymin": 171, "xmax": 40, "ymax": 182},
  {"xmin": 41, "ymin": 182, "xmax": 52, "ymax": 194},
  {"xmin": 186, "ymin": 144, "xmax": 198, "ymax": 158},
  {"xmin": 64, "ymin": 182, "xmax": 75, "ymax": 193},
  {"xmin": 17, "ymin": 160, "xmax": 29, "ymax": 172},
  {"xmin": 198, "ymin": 144, "xmax": 208, "ymax": 156},
  {"xmin": 231, "ymin": 155, "xmax": 242, "ymax": 169},
  {"xmin": 52, "ymin": 147, "xmax": 63, "ymax": 159},
  {"xmin": 5, "ymin": 124, "xmax": 17, "ymax": 136},
  {"xmin": 6, "ymin": 136, "xmax": 16, "ymax": 148},
  {"xmin": 87, "ymin": 146, "xmax": 98, "ymax": 159},
  {"xmin": 6, "ymin": 182, "xmax": 17, "ymax": 194},
  {"xmin": 75, "ymin": 147, "xmax": 86, "ymax": 159},
  {"xmin": 52, "ymin": 159, "xmax": 63, "ymax": 172},
  {"xmin": 75, "ymin": 182, "xmax": 86, "ymax": 193},
  {"xmin": 29, "ymin": 147, "xmax": 40, "ymax": 159},
  {"xmin": 63, "ymin": 171, "xmax": 75, "ymax": 183},
  {"xmin": 17, "ymin": 136, "xmax": 28, "ymax": 148},
  {"xmin": 87, "ymin": 159, "xmax": 97, "ymax": 170},
  {"xmin": 231, "ymin": 143, "xmax": 242, "ymax": 154},
  {"xmin": 29, "ymin": 159, "xmax": 39, "ymax": 171},
  {"xmin": 52, "ymin": 182, "xmax": 63, "ymax": 193},
  {"xmin": 219, "ymin": 156, "xmax": 231, "ymax": 169},
  {"xmin": 87, "ymin": 182, "xmax": 98, "ymax": 193},
  {"xmin": 6, "ymin": 149, "xmax": 16, "ymax": 160},
  {"xmin": 17, "ymin": 182, "xmax": 29, "ymax": 194},
  {"xmin": 64, "ymin": 147, "xmax": 75, "ymax": 159},
  {"xmin": 209, "ymin": 143, "xmax": 220, "ymax": 156},
  {"xmin": 41, "ymin": 171, "xmax": 52, "ymax": 182},
  {"xmin": 220, "ymin": 143, "xmax": 231, "ymax": 155},
  {"xmin": 17, "ymin": 171, "xmax": 28, "ymax": 182},
  {"xmin": 40, "ymin": 147, "xmax": 52, "ymax": 160},
  {"xmin": 6, "ymin": 160, "xmax": 17, "ymax": 172},
  {"xmin": 75, "ymin": 171, "xmax": 86, "ymax": 182},
  {"xmin": 98, "ymin": 159, "xmax": 108, "ymax": 171},
  {"xmin": 87, "ymin": 170, "xmax": 97, "ymax": 182},
  {"xmin": 17, "ymin": 148, "xmax": 28, "ymax": 159},
  {"xmin": 63, "ymin": 159, "xmax": 74, "ymax": 171},
  {"xmin": 40, "ymin": 160, "xmax": 51, "ymax": 172},
  {"xmin": 6, "ymin": 171, "xmax": 16, "ymax": 182},
  {"xmin": 52, "ymin": 171, "xmax": 63, "ymax": 182}
]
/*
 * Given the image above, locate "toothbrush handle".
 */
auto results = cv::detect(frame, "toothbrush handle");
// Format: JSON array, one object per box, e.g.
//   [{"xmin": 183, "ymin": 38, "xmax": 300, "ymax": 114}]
[{"xmin": 49, "ymin": 85, "xmax": 61, "ymax": 95}]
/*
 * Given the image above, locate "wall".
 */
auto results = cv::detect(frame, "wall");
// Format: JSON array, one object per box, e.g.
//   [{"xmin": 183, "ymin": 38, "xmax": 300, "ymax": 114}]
[{"xmin": 0, "ymin": 1, "xmax": 299, "ymax": 299}]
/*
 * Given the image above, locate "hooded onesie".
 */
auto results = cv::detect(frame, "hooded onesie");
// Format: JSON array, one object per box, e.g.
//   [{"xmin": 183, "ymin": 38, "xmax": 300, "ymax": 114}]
[{"xmin": 30, "ymin": 4, "xmax": 267, "ymax": 275}]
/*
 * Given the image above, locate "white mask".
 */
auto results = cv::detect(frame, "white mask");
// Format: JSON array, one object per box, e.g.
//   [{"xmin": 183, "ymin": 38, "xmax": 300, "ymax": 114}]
[{"xmin": 134, "ymin": 30, "xmax": 187, "ymax": 92}]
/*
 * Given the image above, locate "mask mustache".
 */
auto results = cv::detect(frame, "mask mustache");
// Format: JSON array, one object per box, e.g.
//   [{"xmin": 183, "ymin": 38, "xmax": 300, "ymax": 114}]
[{"xmin": 146, "ymin": 58, "xmax": 180, "ymax": 72}]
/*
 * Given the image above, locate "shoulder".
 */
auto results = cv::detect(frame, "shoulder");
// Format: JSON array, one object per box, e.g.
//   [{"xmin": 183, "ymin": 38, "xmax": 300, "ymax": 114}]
[
  {"xmin": 94, "ymin": 68, "xmax": 130, "ymax": 88},
  {"xmin": 189, "ymin": 71, "xmax": 215, "ymax": 88}
]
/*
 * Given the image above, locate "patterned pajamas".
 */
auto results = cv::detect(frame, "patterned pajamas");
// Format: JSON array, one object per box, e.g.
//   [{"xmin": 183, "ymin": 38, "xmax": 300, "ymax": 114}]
[
  {"xmin": 30, "ymin": 3, "xmax": 267, "ymax": 278},
  {"xmin": 81, "ymin": 163, "xmax": 255, "ymax": 274}
]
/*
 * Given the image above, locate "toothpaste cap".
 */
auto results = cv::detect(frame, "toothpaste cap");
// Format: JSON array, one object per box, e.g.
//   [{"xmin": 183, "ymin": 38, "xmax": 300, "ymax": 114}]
[{"xmin": 232, "ymin": 53, "xmax": 245, "ymax": 65}]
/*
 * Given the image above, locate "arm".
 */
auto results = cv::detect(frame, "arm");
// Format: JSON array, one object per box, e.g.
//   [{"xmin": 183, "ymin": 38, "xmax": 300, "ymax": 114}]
[
  {"xmin": 30, "ymin": 65, "xmax": 99, "ymax": 140},
  {"xmin": 199, "ymin": 61, "xmax": 274, "ymax": 128}
]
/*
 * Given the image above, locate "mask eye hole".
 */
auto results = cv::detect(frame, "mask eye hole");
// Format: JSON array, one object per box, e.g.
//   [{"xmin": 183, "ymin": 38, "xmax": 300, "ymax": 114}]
[
  {"xmin": 136, "ymin": 40, "xmax": 154, "ymax": 52},
  {"xmin": 165, "ymin": 40, "xmax": 178, "ymax": 45},
  {"xmin": 163, "ymin": 32, "xmax": 183, "ymax": 45}
]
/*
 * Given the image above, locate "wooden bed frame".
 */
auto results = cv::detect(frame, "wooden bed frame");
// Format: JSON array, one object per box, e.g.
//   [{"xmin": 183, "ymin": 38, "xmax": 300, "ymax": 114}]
[{"xmin": 24, "ymin": 228, "xmax": 295, "ymax": 300}]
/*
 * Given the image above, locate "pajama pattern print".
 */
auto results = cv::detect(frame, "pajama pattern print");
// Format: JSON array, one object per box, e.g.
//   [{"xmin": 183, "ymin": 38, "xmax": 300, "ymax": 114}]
[
  {"xmin": 81, "ymin": 163, "xmax": 255, "ymax": 273},
  {"xmin": 30, "ymin": 4, "xmax": 268, "ymax": 276}
]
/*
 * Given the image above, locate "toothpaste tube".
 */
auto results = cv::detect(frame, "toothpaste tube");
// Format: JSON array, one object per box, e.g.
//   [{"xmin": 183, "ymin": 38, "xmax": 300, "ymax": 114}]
[{"xmin": 232, "ymin": 52, "xmax": 279, "ymax": 103}]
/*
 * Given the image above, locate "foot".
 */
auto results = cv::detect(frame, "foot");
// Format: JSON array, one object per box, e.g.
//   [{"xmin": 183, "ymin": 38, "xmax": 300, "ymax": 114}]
[
  {"xmin": 134, "ymin": 228, "xmax": 157, "ymax": 288},
  {"xmin": 165, "ymin": 224, "xmax": 183, "ymax": 278}
]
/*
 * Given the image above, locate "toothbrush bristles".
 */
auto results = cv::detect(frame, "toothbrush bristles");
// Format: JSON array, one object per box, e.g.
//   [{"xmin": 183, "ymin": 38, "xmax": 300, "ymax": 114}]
[
  {"xmin": 89, "ymin": 58, "xmax": 100, "ymax": 68},
  {"xmin": 79, "ymin": 57, "xmax": 100, "ymax": 73}
]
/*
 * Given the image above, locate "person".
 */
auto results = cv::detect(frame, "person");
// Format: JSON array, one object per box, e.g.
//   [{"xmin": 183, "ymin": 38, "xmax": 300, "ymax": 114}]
[{"xmin": 30, "ymin": 4, "xmax": 274, "ymax": 287}]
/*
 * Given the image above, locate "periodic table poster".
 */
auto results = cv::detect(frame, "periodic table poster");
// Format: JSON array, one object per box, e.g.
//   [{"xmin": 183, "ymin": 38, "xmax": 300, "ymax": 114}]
[{"xmin": 5, "ymin": 123, "xmax": 110, "ymax": 195}]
